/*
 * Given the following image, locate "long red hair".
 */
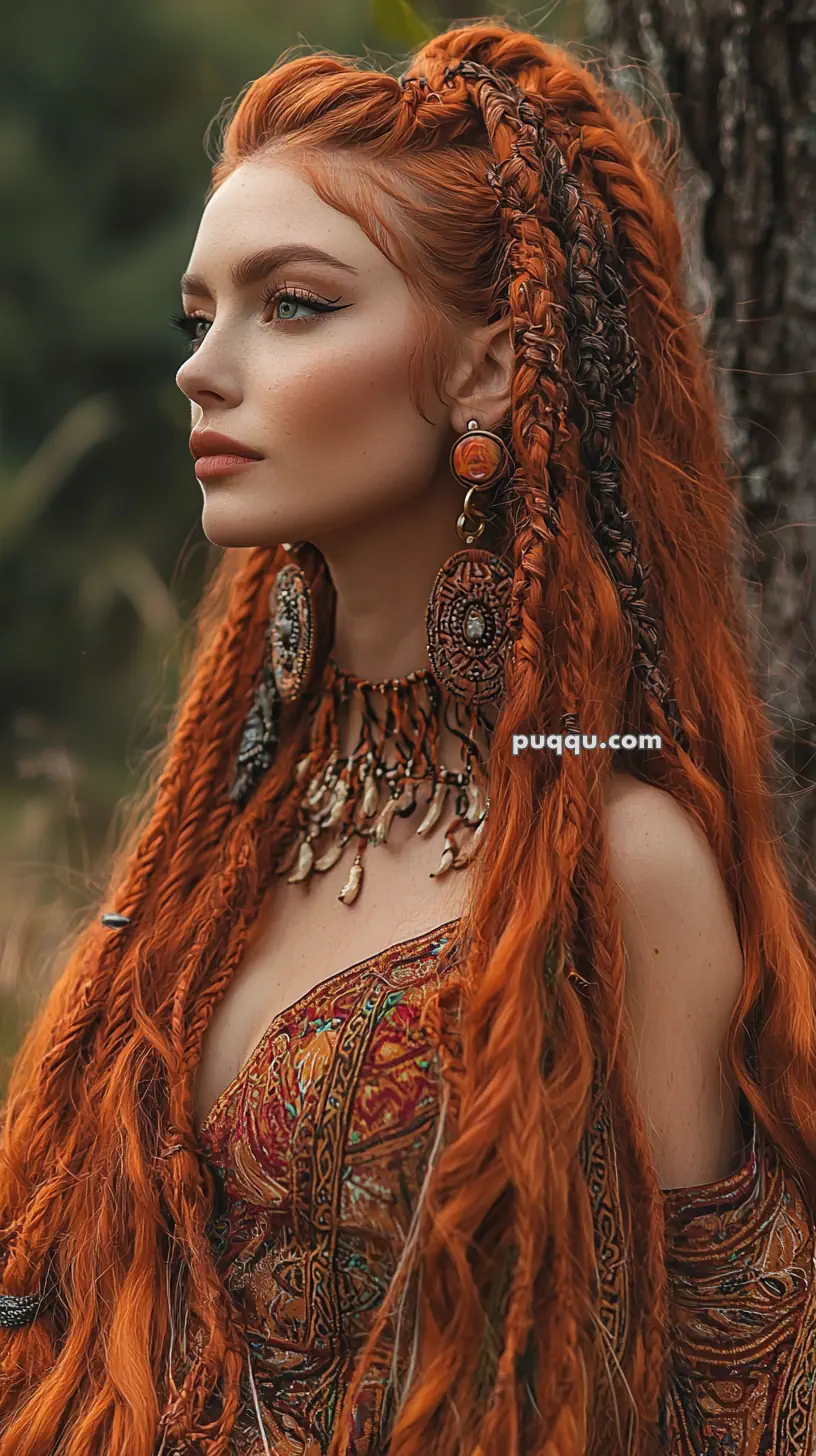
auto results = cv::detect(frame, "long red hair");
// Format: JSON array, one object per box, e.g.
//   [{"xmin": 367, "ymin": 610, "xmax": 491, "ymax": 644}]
[{"xmin": 2, "ymin": 20, "xmax": 815, "ymax": 1456}]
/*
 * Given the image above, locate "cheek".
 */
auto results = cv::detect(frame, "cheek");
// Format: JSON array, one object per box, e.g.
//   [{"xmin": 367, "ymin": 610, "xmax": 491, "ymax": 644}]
[{"xmin": 256, "ymin": 317, "xmax": 426, "ymax": 444}]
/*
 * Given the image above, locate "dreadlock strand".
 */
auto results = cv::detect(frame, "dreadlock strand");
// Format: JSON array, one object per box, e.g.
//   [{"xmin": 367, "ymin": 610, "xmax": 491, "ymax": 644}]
[
  {"xmin": 430, "ymin": 65, "xmax": 602, "ymax": 1455},
  {"xmin": 0, "ymin": 547, "xmax": 287, "ymax": 1354},
  {"xmin": 527, "ymin": 110, "xmax": 689, "ymax": 754},
  {"xmin": 151, "ymin": 544, "xmax": 283, "ymax": 919},
  {"xmin": 154, "ymin": 707, "xmax": 320, "ymax": 1450},
  {"xmin": 393, "ymin": 54, "xmax": 672, "ymax": 1456}
]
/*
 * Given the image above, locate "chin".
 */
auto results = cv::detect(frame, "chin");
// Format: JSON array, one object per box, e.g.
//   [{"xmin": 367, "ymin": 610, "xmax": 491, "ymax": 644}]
[
  {"xmin": 200, "ymin": 501, "xmax": 297, "ymax": 551},
  {"xmin": 199, "ymin": 489, "xmax": 382, "ymax": 550}
]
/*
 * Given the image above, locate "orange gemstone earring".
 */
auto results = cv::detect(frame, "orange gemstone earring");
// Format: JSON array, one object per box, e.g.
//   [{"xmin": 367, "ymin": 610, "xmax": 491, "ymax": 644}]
[{"xmin": 426, "ymin": 419, "xmax": 515, "ymax": 705}]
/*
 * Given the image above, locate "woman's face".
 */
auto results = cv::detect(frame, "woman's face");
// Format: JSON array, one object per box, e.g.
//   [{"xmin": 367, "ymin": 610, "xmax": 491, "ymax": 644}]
[{"xmin": 175, "ymin": 154, "xmax": 457, "ymax": 549}]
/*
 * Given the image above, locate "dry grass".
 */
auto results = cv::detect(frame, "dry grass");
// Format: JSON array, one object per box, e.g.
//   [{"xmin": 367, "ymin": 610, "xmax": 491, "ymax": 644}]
[{"xmin": 0, "ymin": 782, "xmax": 110, "ymax": 1103}]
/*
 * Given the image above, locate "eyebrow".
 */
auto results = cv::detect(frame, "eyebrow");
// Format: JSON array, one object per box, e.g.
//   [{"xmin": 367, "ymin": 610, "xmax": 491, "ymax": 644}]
[{"xmin": 180, "ymin": 244, "xmax": 359, "ymax": 298}]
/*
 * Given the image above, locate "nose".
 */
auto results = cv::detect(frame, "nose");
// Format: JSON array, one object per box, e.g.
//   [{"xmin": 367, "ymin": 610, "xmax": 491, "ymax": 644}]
[{"xmin": 175, "ymin": 336, "xmax": 242, "ymax": 412}]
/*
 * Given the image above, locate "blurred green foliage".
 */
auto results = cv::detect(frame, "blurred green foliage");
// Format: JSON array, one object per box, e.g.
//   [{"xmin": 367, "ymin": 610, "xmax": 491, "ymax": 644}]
[
  {"xmin": 371, "ymin": 0, "xmax": 436, "ymax": 44},
  {"xmin": 0, "ymin": 0, "xmax": 584, "ymax": 1053}
]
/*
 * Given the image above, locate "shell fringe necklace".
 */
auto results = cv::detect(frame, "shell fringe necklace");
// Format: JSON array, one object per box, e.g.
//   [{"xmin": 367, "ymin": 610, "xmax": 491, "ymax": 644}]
[{"xmin": 277, "ymin": 656, "xmax": 493, "ymax": 905}]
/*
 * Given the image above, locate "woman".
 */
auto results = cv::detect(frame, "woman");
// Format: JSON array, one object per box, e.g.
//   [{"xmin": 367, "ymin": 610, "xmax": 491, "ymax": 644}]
[{"xmin": 1, "ymin": 18, "xmax": 815, "ymax": 1456}]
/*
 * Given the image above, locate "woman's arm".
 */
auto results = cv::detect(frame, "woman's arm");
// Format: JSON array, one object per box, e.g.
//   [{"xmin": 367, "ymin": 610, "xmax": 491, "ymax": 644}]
[{"xmin": 601, "ymin": 777, "xmax": 816, "ymax": 1453}]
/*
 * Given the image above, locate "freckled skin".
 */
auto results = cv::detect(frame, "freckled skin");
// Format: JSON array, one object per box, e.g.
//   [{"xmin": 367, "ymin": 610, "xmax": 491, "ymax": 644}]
[{"xmin": 175, "ymin": 154, "xmax": 514, "ymax": 682}]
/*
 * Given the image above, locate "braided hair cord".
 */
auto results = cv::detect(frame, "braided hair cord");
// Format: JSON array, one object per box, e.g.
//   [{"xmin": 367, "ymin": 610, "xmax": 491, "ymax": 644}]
[{"xmin": 443, "ymin": 59, "xmax": 676, "ymax": 1452}]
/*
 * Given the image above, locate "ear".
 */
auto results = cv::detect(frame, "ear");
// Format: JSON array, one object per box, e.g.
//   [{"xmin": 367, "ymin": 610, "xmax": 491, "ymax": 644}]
[{"xmin": 444, "ymin": 314, "xmax": 514, "ymax": 434}]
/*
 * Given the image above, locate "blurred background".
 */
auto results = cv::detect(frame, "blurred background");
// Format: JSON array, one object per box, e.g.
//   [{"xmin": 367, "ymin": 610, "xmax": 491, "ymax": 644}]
[{"xmin": 1, "ymin": 0, "xmax": 813, "ymax": 1093}]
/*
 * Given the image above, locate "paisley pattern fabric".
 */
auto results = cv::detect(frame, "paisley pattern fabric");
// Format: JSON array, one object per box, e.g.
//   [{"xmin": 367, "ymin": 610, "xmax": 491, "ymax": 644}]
[
  {"xmin": 197, "ymin": 919, "xmax": 462, "ymax": 1455},
  {"xmin": 196, "ymin": 919, "xmax": 816, "ymax": 1455},
  {"xmin": 661, "ymin": 1127, "xmax": 816, "ymax": 1453}
]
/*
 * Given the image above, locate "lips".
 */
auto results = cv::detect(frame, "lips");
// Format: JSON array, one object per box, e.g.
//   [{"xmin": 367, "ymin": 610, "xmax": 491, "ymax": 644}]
[
  {"xmin": 190, "ymin": 428, "xmax": 264, "ymax": 481},
  {"xmin": 189, "ymin": 428, "xmax": 264, "ymax": 461},
  {"xmin": 193, "ymin": 453, "xmax": 262, "ymax": 481}
]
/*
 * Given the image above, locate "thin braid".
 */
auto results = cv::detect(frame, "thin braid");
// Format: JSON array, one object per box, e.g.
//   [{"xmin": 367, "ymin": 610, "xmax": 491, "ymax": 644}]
[
  {"xmin": 394, "ymin": 57, "xmax": 668, "ymax": 1453},
  {"xmin": 409, "ymin": 68, "xmax": 569, "ymax": 658},
  {"xmin": 154, "ymin": 562, "xmax": 337, "ymax": 1448},
  {"xmin": 0, "ymin": 554, "xmax": 280, "ymax": 1298},
  {"xmin": 406, "ymin": 64, "xmax": 602, "ymax": 1447},
  {"xmin": 442, "ymin": 59, "xmax": 688, "ymax": 755},
  {"xmin": 530, "ymin": 69, "xmax": 723, "ymax": 483},
  {"xmin": 537, "ymin": 128, "xmax": 689, "ymax": 753},
  {"xmin": 154, "ymin": 729, "xmax": 311, "ymax": 1451},
  {"xmin": 151, "ymin": 544, "xmax": 282, "ymax": 919},
  {"xmin": 84, "ymin": 552, "xmax": 282, "ymax": 1123}
]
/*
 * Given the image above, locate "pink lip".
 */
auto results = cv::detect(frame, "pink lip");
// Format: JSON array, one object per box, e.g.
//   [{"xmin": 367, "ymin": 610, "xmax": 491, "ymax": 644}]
[{"xmin": 194, "ymin": 454, "xmax": 262, "ymax": 481}]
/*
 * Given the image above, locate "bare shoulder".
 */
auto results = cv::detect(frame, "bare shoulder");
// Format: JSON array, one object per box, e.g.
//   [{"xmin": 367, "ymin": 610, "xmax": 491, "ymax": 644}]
[
  {"xmin": 602, "ymin": 767, "xmax": 712, "ymax": 864},
  {"xmin": 599, "ymin": 770, "xmax": 746, "ymax": 1190},
  {"xmin": 600, "ymin": 769, "xmax": 736, "ymax": 931}
]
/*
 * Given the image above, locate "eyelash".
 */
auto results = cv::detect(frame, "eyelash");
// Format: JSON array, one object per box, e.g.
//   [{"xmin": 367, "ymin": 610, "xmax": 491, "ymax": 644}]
[{"xmin": 170, "ymin": 281, "xmax": 343, "ymax": 354}]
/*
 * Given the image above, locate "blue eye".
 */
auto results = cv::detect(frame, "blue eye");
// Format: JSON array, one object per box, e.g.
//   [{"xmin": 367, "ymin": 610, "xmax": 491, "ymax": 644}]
[
  {"xmin": 170, "ymin": 284, "xmax": 346, "ymax": 355},
  {"xmin": 170, "ymin": 311, "xmax": 210, "ymax": 354},
  {"xmin": 260, "ymin": 282, "xmax": 344, "ymax": 324},
  {"xmin": 268, "ymin": 292, "xmax": 317, "ymax": 322}
]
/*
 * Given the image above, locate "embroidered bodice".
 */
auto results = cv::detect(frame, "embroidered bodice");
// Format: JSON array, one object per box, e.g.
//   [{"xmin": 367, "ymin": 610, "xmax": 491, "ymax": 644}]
[{"xmin": 195, "ymin": 920, "xmax": 816, "ymax": 1455}]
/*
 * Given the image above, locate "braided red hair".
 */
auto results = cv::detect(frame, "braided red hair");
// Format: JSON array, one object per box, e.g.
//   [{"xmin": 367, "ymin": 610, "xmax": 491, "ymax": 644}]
[{"xmin": 1, "ymin": 21, "xmax": 814, "ymax": 1456}]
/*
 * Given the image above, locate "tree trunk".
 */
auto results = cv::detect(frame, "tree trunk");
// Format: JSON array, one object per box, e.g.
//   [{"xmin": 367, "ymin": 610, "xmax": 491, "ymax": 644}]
[{"xmin": 588, "ymin": 0, "xmax": 816, "ymax": 916}]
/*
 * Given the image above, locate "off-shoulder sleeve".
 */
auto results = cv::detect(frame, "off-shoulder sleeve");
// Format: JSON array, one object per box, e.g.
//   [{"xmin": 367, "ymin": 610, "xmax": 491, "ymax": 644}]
[{"xmin": 660, "ymin": 1116, "xmax": 816, "ymax": 1454}]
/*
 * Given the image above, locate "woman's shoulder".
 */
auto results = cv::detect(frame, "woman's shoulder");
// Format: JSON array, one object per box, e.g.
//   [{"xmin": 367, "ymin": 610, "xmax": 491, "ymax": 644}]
[{"xmin": 599, "ymin": 768, "xmax": 746, "ymax": 1190}]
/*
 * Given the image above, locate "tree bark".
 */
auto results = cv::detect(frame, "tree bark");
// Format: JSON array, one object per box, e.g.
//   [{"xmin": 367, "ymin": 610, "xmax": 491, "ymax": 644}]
[{"xmin": 589, "ymin": 0, "xmax": 816, "ymax": 915}]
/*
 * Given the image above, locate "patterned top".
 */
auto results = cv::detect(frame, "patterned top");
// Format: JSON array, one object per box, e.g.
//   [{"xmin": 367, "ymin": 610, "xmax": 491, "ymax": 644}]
[{"xmin": 196, "ymin": 919, "xmax": 816, "ymax": 1455}]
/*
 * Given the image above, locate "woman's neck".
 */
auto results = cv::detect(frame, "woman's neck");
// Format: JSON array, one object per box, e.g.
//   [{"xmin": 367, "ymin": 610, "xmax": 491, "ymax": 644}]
[{"xmin": 308, "ymin": 472, "xmax": 498, "ymax": 682}]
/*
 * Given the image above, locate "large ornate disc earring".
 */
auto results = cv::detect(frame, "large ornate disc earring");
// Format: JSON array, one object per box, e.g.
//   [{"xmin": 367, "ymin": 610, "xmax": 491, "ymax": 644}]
[
  {"xmin": 426, "ymin": 420, "xmax": 515, "ymax": 705},
  {"xmin": 269, "ymin": 543, "xmax": 316, "ymax": 702},
  {"xmin": 228, "ymin": 542, "xmax": 328, "ymax": 808}
]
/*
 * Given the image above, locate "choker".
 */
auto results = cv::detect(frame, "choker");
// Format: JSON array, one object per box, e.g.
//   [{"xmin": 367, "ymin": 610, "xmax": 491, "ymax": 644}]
[{"xmin": 277, "ymin": 657, "xmax": 493, "ymax": 905}]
